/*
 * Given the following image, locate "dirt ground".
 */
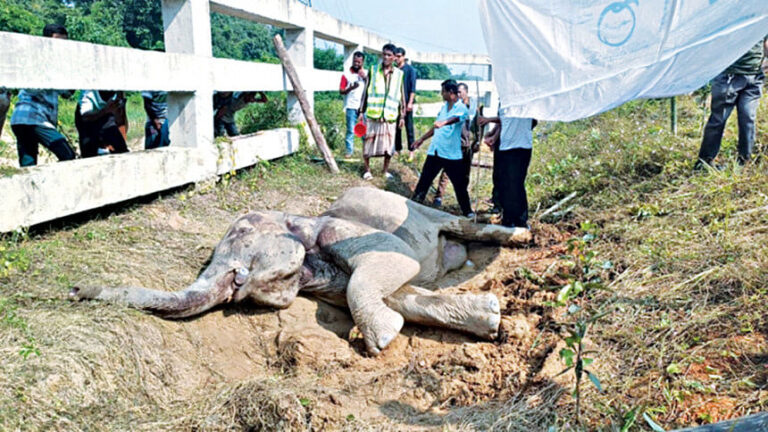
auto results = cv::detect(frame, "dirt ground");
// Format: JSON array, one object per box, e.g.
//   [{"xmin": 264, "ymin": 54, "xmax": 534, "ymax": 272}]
[
  {"xmin": 1, "ymin": 157, "xmax": 583, "ymax": 431},
  {"xmin": 108, "ymin": 175, "xmax": 577, "ymax": 430}
]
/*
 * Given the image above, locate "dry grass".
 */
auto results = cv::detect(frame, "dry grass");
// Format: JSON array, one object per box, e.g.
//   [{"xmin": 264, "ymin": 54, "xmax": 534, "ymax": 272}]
[{"xmin": 1, "ymin": 92, "xmax": 767, "ymax": 431}]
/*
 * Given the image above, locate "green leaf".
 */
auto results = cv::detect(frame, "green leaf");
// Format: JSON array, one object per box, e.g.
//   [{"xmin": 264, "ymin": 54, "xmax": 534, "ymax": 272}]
[
  {"xmin": 666, "ymin": 363, "xmax": 681, "ymax": 375},
  {"xmin": 346, "ymin": 414, "xmax": 355, "ymax": 422},
  {"xmin": 559, "ymin": 348, "xmax": 575, "ymax": 367},
  {"xmin": 643, "ymin": 413, "xmax": 666, "ymax": 432},
  {"xmin": 299, "ymin": 397, "xmax": 310, "ymax": 407},
  {"xmin": 582, "ymin": 358, "xmax": 594, "ymax": 366},
  {"xmin": 556, "ymin": 284, "xmax": 573, "ymax": 304},
  {"xmin": 621, "ymin": 407, "xmax": 638, "ymax": 432},
  {"xmin": 587, "ymin": 371, "xmax": 603, "ymax": 393}
]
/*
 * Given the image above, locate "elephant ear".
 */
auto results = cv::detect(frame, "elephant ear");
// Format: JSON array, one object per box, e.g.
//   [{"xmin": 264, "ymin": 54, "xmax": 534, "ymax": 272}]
[{"xmin": 239, "ymin": 232, "xmax": 307, "ymax": 308}]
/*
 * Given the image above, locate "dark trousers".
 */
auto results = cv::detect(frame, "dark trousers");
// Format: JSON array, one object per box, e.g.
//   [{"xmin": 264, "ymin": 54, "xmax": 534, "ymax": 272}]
[
  {"xmin": 698, "ymin": 72, "xmax": 764, "ymax": 165},
  {"xmin": 436, "ymin": 146, "xmax": 473, "ymax": 199},
  {"xmin": 214, "ymin": 118, "xmax": 239, "ymax": 137},
  {"xmin": 496, "ymin": 147, "xmax": 531, "ymax": 228},
  {"xmin": 412, "ymin": 154, "xmax": 473, "ymax": 215},
  {"xmin": 491, "ymin": 143, "xmax": 501, "ymax": 208},
  {"xmin": 76, "ymin": 115, "xmax": 128, "ymax": 158},
  {"xmin": 145, "ymin": 119, "xmax": 170, "ymax": 149},
  {"xmin": 12, "ymin": 124, "xmax": 76, "ymax": 167},
  {"xmin": 0, "ymin": 92, "xmax": 9, "ymax": 138},
  {"xmin": 395, "ymin": 110, "xmax": 415, "ymax": 152}
]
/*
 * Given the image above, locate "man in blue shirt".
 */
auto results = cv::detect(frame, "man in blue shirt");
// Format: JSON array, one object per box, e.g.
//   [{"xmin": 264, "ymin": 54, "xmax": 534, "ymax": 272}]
[
  {"xmin": 10, "ymin": 24, "xmax": 77, "ymax": 167},
  {"xmin": 411, "ymin": 80, "xmax": 474, "ymax": 218}
]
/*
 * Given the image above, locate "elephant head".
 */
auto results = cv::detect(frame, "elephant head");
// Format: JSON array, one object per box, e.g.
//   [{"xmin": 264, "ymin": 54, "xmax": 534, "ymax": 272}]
[{"xmin": 70, "ymin": 212, "xmax": 306, "ymax": 318}]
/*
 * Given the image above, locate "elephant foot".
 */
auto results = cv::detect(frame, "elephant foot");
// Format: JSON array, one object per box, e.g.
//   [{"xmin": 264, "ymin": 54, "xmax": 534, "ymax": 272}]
[
  {"xmin": 359, "ymin": 306, "xmax": 404, "ymax": 356},
  {"xmin": 462, "ymin": 293, "xmax": 501, "ymax": 340}
]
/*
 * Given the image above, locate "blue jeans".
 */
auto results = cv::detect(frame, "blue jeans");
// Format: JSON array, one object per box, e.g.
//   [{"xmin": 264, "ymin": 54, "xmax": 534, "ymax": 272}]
[
  {"xmin": 698, "ymin": 72, "xmax": 764, "ymax": 164},
  {"xmin": 345, "ymin": 108, "xmax": 357, "ymax": 155},
  {"xmin": 12, "ymin": 124, "xmax": 76, "ymax": 167},
  {"xmin": 145, "ymin": 119, "xmax": 170, "ymax": 149}
]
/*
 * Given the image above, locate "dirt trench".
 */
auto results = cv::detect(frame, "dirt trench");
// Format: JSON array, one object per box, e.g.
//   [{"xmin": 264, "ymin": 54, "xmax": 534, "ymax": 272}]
[{"xmin": 127, "ymin": 203, "xmax": 576, "ymax": 430}]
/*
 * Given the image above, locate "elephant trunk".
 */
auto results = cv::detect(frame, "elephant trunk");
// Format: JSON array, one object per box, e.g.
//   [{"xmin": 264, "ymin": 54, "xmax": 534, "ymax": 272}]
[{"xmin": 69, "ymin": 273, "xmax": 235, "ymax": 319}]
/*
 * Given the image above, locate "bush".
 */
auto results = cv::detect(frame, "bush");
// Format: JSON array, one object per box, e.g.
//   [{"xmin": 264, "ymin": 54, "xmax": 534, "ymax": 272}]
[{"xmin": 237, "ymin": 92, "xmax": 289, "ymax": 135}]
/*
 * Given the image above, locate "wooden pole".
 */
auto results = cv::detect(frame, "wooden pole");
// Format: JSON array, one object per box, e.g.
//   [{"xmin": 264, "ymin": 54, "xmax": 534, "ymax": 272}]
[{"xmin": 272, "ymin": 34, "xmax": 339, "ymax": 174}]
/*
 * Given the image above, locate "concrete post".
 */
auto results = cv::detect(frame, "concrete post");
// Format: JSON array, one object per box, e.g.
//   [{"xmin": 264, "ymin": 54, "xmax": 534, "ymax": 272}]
[
  {"xmin": 284, "ymin": 27, "xmax": 315, "ymax": 143},
  {"xmin": 161, "ymin": 0, "xmax": 214, "ymax": 153}
]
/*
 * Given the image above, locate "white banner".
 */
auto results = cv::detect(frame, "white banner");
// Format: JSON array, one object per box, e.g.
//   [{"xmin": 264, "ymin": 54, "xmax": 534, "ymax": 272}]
[{"xmin": 479, "ymin": 0, "xmax": 768, "ymax": 121}]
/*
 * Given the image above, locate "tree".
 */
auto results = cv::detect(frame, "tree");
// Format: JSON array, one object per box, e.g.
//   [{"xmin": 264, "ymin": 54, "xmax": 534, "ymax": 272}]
[
  {"xmin": 412, "ymin": 62, "xmax": 451, "ymax": 80},
  {"xmin": 314, "ymin": 47, "xmax": 343, "ymax": 71}
]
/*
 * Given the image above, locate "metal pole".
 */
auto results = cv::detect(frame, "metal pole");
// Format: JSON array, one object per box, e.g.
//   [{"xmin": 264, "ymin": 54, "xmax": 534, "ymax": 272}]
[{"xmin": 670, "ymin": 96, "xmax": 678, "ymax": 135}]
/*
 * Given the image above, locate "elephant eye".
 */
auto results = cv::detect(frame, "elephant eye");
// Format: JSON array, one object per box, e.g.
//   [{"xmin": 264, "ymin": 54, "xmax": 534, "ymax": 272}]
[{"xmin": 234, "ymin": 267, "xmax": 249, "ymax": 286}]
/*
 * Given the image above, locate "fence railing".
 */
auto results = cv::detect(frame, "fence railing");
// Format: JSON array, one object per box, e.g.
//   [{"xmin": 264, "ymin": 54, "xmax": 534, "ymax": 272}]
[{"xmin": 0, "ymin": 0, "xmax": 495, "ymax": 232}]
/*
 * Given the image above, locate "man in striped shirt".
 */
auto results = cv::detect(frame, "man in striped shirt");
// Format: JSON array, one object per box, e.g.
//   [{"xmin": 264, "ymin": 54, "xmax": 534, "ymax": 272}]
[{"xmin": 10, "ymin": 24, "xmax": 76, "ymax": 167}]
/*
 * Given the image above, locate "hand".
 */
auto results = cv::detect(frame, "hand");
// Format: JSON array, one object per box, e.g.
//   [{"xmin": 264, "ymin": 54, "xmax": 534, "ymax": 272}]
[
  {"xmin": 152, "ymin": 118, "xmax": 164, "ymax": 132},
  {"xmin": 358, "ymin": 69, "xmax": 367, "ymax": 79},
  {"xmin": 477, "ymin": 116, "xmax": 490, "ymax": 127},
  {"xmin": 399, "ymin": 118, "xmax": 405, "ymax": 129},
  {"xmin": 433, "ymin": 120, "xmax": 446, "ymax": 129},
  {"xmin": 483, "ymin": 135, "xmax": 495, "ymax": 148},
  {"xmin": 406, "ymin": 102, "xmax": 413, "ymax": 112},
  {"xmin": 349, "ymin": 82, "xmax": 360, "ymax": 90},
  {"xmin": 357, "ymin": 113, "xmax": 364, "ymax": 123},
  {"xmin": 105, "ymin": 99, "xmax": 122, "ymax": 114},
  {"xmin": 412, "ymin": 138, "xmax": 423, "ymax": 149}
]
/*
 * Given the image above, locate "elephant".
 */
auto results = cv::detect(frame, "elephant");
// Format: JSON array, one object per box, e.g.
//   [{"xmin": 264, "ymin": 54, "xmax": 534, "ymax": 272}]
[{"xmin": 70, "ymin": 187, "xmax": 532, "ymax": 355}]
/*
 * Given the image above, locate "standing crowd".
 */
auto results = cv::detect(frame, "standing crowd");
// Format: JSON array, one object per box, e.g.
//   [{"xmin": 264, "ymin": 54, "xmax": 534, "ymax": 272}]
[
  {"xmin": 0, "ymin": 23, "xmax": 271, "ymax": 169},
  {"xmin": 340, "ymin": 43, "xmax": 536, "ymax": 229},
  {"xmin": 340, "ymin": 37, "xmax": 768, "ymax": 232},
  {"xmin": 3, "ymin": 25, "xmax": 766, "ymax": 235}
]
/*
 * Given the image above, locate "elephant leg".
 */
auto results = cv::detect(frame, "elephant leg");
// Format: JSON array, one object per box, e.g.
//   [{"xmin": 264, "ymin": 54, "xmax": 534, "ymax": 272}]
[
  {"xmin": 346, "ymin": 251, "xmax": 420, "ymax": 356},
  {"xmin": 441, "ymin": 217, "xmax": 532, "ymax": 247},
  {"xmin": 384, "ymin": 285, "xmax": 501, "ymax": 340}
]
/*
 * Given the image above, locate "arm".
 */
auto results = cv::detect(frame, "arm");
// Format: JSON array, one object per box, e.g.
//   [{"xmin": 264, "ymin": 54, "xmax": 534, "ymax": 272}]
[
  {"xmin": 357, "ymin": 73, "xmax": 370, "ymax": 121},
  {"xmin": 412, "ymin": 127, "xmax": 435, "ymax": 149},
  {"xmin": 477, "ymin": 115, "xmax": 500, "ymax": 127},
  {"xmin": 339, "ymin": 75, "xmax": 360, "ymax": 95},
  {"xmin": 80, "ymin": 97, "xmax": 122, "ymax": 122},
  {"xmin": 434, "ymin": 116, "xmax": 461, "ymax": 129}
]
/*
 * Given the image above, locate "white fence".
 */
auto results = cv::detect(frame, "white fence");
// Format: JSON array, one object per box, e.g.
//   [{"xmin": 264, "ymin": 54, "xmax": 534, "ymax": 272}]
[{"xmin": 0, "ymin": 0, "xmax": 495, "ymax": 232}]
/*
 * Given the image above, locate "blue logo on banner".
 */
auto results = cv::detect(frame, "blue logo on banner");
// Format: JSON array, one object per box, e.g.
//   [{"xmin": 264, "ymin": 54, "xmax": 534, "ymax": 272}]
[{"xmin": 598, "ymin": 0, "xmax": 639, "ymax": 47}]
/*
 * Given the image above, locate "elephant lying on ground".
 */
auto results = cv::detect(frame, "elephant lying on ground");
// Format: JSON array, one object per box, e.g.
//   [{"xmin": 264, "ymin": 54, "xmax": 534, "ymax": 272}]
[{"xmin": 70, "ymin": 187, "xmax": 531, "ymax": 355}]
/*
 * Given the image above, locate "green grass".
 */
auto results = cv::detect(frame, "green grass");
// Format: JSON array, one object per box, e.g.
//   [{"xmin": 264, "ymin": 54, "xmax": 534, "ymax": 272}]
[{"xmin": 1, "ymin": 90, "xmax": 767, "ymax": 430}]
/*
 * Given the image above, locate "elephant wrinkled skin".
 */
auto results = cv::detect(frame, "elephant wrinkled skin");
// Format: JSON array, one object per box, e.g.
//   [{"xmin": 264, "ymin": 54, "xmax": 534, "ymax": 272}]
[{"xmin": 70, "ymin": 187, "xmax": 531, "ymax": 355}]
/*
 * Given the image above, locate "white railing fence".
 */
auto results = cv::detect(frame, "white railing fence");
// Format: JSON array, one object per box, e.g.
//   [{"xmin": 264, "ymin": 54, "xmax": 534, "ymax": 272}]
[{"xmin": 0, "ymin": 0, "xmax": 495, "ymax": 232}]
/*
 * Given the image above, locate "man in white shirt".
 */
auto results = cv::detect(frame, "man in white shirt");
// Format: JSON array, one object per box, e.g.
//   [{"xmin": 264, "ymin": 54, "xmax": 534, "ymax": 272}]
[
  {"xmin": 339, "ymin": 51, "xmax": 367, "ymax": 158},
  {"xmin": 479, "ymin": 111, "xmax": 536, "ymax": 229}
]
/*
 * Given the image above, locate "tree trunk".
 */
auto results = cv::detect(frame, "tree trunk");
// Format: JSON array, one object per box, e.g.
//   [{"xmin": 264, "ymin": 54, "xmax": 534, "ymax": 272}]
[{"xmin": 272, "ymin": 34, "xmax": 339, "ymax": 174}]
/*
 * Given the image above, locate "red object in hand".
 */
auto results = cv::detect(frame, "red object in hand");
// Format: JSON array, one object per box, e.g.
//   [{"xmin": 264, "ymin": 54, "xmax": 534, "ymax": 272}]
[{"xmin": 354, "ymin": 121, "xmax": 367, "ymax": 138}]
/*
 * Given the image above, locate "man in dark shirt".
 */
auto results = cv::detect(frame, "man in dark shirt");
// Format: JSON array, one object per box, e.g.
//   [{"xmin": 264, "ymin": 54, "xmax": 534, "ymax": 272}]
[
  {"xmin": 696, "ymin": 37, "xmax": 768, "ymax": 168},
  {"xmin": 394, "ymin": 47, "xmax": 417, "ymax": 157}
]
